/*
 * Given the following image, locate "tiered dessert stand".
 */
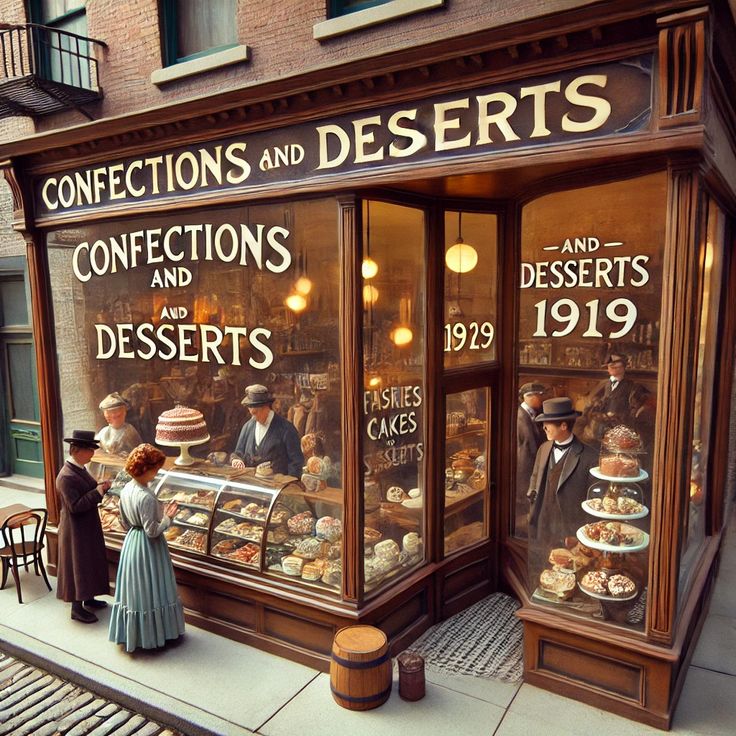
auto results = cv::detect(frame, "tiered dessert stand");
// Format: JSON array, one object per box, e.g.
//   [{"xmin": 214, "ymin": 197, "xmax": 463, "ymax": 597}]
[
  {"xmin": 158, "ymin": 435, "xmax": 210, "ymax": 466},
  {"xmin": 575, "ymin": 465, "xmax": 650, "ymax": 620}
]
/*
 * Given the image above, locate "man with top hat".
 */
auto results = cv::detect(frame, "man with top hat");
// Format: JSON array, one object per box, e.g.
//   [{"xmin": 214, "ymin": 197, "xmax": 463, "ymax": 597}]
[
  {"xmin": 579, "ymin": 351, "xmax": 654, "ymax": 448},
  {"xmin": 56, "ymin": 430, "xmax": 112, "ymax": 623},
  {"xmin": 96, "ymin": 392, "xmax": 142, "ymax": 455},
  {"xmin": 516, "ymin": 382, "xmax": 547, "ymax": 536},
  {"xmin": 527, "ymin": 398, "xmax": 597, "ymax": 580},
  {"xmin": 231, "ymin": 384, "xmax": 304, "ymax": 477}
]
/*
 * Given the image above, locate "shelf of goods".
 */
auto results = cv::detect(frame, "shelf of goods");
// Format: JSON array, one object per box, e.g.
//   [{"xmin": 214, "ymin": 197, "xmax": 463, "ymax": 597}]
[{"xmin": 576, "ymin": 467, "xmax": 649, "ymax": 604}]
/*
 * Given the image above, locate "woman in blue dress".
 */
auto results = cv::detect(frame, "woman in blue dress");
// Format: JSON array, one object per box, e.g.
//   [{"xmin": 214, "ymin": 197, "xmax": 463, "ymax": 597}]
[{"xmin": 109, "ymin": 444, "xmax": 185, "ymax": 651}]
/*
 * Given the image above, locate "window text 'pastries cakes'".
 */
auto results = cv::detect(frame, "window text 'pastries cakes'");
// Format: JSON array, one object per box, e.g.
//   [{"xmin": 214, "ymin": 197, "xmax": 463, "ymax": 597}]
[{"xmin": 155, "ymin": 406, "xmax": 208, "ymax": 444}]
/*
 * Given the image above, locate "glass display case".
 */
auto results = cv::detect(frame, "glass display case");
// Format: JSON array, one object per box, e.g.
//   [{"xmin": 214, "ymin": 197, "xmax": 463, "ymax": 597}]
[{"xmin": 92, "ymin": 453, "xmax": 346, "ymax": 594}]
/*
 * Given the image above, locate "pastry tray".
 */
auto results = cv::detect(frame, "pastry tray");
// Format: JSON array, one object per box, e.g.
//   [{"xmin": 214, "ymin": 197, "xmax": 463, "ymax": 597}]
[
  {"xmin": 581, "ymin": 500, "xmax": 649, "ymax": 520},
  {"xmin": 576, "ymin": 526, "xmax": 650, "ymax": 553},
  {"xmin": 577, "ymin": 581, "xmax": 638, "ymax": 602}
]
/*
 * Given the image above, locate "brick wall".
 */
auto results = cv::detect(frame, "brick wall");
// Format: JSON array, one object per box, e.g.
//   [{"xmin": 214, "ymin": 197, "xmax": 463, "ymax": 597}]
[{"xmin": 1, "ymin": 0, "xmax": 595, "ymax": 136}]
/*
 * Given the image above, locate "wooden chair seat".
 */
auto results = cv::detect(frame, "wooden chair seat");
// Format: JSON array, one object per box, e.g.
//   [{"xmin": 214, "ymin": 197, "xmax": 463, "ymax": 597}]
[{"xmin": 0, "ymin": 507, "xmax": 51, "ymax": 604}]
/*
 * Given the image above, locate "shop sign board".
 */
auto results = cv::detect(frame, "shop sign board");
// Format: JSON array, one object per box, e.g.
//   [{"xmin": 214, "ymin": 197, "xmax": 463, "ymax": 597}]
[{"xmin": 34, "ymin": 56, "xmax": 652, "ymax": 220}]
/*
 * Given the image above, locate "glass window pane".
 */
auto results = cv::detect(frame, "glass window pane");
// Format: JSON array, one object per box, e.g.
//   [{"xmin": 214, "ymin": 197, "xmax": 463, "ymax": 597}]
[
  {"xmin": 40, "ymin": 1, "xmax": 85, "ymax": 23},
  {"xmin": 333, "ymin": 0, "xmax": 392, "ymax": 17},
  {"xmin": 7, "ymin": 342, "xmax": 37, "ymax": 421},
  {"xmin": 443, "ymin": 211, "xmax": 498, "ymax": 368},
  {"xmin": 362, "ymin": 200, "xmax": 425, "ymax": 594},
  {"xmin": 177, "ymin": 0, "xmax": 237, "ymax": 59},
  {"xmin": 47, "ymin": 198, "xmax": 343, "ymax": 593},
  {"xmin": 518, "ymin": 172, "xmax": 666, "ymax": 631},
  {"xmin": 0, "ymin": 279, "xmax": 28, "ymax": 326},
  {"xmin": 680, "ymin": 200, "xmax": 725, "ymax": 599},
  {"xmin": 444, "ymin": 387, "xmax": 489, "ymax": 555}
]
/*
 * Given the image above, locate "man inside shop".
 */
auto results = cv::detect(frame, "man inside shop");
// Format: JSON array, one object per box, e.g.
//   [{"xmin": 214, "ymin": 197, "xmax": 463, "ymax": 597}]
[
  {"xmin": 578, "ymin": 351, "xmax": 654, "ymax": 450},
  {"xmin": 231, "ymin": 384, "xmax": 304, "ymax": 477},
  {"xmin": 516, "ymin": 382, "xmax": 547, "ymax": 536},
  {"xmin": 527, "ymin": 397, "xmax": 597, "ymax": 580}
]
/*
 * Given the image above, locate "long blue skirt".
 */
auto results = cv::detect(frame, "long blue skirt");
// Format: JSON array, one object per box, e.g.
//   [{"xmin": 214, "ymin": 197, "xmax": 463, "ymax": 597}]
[{"xmin": 108, "ymin": 528, "xmax": 185, "ymax": 652}]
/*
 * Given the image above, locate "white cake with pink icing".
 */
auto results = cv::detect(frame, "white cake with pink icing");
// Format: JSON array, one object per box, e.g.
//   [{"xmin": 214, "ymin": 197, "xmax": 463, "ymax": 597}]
[{"xmin": 155, "ymin": 406, "xmax": 208, "ymax": 444}]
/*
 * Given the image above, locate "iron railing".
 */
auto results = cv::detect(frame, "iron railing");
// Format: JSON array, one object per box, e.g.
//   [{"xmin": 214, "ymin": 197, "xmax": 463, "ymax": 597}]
[{"xmin": 0, "ymin": 23, "xmax": 106, "ymax": 118}]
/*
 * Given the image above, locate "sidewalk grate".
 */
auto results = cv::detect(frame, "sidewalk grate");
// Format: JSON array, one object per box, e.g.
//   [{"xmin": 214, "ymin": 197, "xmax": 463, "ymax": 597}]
[{"xmin": 0, "ymin": 650, "xmax": 185, "ymax": 736}]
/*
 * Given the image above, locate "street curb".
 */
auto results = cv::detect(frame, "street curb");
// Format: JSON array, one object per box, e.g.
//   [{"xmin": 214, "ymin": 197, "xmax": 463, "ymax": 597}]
[{"xmin": 0, "ymin": 624, "xmax": 255, "ymax": 736}]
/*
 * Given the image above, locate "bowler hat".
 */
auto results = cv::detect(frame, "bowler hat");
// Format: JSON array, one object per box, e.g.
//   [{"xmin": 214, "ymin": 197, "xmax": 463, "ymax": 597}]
[
  {"xmin": 63, "ymin": 429, "xmax": 101, "ymax": 449},
  {"xmin": 534, "ymin": 397, "xmax": 581, "ymax": 423},
  {"xmin": 519, "ymin": 382, "xmax": 546, "ymax": 401},
  {"xmin": 241, "ymin": 384, "xmax": 274, "ymax": 407},
  {"xmin": 601, "ymin": 352, "xmax": 628, "ymax": 367},
  {"xmin": 99, "ymin": 392, "xmax": 129, "ymax": 411}
]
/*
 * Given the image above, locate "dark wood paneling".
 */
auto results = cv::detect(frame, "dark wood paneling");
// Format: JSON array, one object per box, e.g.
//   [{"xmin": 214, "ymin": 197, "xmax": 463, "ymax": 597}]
[
  {"xmin": 203, "ymin": 593, "xmax": 257, "ymax": 630},
  {"xmin": 538, "ymin": 639, "xmax": 644, "ymax": 701},
  {"xmin": 262, "ymin": 607, "xmax": 334, "ymax": 656}
]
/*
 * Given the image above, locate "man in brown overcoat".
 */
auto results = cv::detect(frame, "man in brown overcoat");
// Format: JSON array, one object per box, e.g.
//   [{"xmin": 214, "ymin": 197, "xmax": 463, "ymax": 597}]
[{"xmin": 56, "ymin": 429, "xmax": 111, "ymax": 623}]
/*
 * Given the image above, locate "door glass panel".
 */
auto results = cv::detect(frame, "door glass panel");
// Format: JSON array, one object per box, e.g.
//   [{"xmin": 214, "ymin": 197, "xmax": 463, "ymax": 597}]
[
  {"xmin": 361, "ymin": 200, "xmax": 426, "ymax": 594},
  {"xmin": 7, "ymin": 342, "xmax": 37, "ymax": 421},
  {"xmin": 443, "ymin": 211, "xmax": 498, "ymax": 368},
  {"xmin": 444, "ymin": 387, "xmax": 489, "ymax": 554}
]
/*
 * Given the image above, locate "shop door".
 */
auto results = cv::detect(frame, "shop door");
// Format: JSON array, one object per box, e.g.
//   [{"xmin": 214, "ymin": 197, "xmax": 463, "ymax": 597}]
[{"xmin": 0, "ymin": 277, "xmax": 43, "ymax": 478}]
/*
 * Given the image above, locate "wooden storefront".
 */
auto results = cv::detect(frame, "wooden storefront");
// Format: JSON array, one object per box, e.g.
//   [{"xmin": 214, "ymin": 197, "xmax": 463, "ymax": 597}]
[{"xmin": 1, "ymin": 2, "xmax": 735, "ymax": 729}]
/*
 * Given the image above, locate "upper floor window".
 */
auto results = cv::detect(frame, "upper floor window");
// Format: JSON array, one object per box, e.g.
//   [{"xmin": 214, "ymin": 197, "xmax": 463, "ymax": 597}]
[
  {"xmin": 161, "ymin": 0, "xmax": 237, "ymax": 66},
  {"xmin": 330, "ymin": 0, "xmax": 392, "ymax": 17}
]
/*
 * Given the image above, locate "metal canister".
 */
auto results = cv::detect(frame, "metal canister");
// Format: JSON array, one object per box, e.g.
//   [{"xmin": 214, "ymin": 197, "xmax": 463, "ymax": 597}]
[{"xmin": 397, "ymin": 652, "xmax": 425, "ymax": 701}]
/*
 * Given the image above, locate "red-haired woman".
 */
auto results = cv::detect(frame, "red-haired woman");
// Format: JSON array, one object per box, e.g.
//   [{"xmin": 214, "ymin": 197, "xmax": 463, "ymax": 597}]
[{"xmin": 108, "ymin": 443, "xmax": 185, "ymax": 651}]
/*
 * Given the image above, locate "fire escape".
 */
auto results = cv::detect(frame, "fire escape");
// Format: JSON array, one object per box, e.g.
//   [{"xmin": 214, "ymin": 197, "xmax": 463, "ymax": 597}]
[{"xmin": 0, "ymin": 23, "xmax": 106, "ymax": 120}]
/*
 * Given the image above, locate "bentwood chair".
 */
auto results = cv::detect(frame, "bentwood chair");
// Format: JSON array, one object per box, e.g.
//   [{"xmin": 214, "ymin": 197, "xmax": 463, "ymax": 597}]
[{"xmin": 0, "ymin": 507, "xmax": 51, "ymax": 603}]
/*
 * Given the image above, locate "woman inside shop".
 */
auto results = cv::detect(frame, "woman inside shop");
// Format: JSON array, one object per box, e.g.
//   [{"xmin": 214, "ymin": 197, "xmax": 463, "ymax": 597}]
[
  {"xmin": 230, "ymin": 384, "xmax": 304, "ymax": 477},
  {"xmin": 108, "ymin": 443, "xmax": 185, "ymax": 652}
]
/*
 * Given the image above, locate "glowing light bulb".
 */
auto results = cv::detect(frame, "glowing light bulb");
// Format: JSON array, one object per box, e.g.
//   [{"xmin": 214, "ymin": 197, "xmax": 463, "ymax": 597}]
[
  {"xmin": 367, "ymin": 375, "xmax": 382, "ymax": 388},
  {"xmin": 285, "ymin": 293, "xmax": 307, "ymax": 312},
  {"xmin": 361, "ymin": 257, "xmax": 379, "ymax": 279},
  {"xmin": 445, "ymin": 241, "xmax": 478, "ymax": 273},
  {"xmin": 294, "ymin": 276, "xmax": 313, "ymax": 295},
  {"xmin": 391, "ymin": 326, "xmax": 413, "ymax": 346},
  {"xmin": 362, "ymin": 284, "xmax": 379, "ymax": 305}
]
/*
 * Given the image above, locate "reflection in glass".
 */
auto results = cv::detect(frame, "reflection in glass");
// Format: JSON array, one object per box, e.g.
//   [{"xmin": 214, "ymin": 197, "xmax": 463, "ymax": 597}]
[
  {"xmin": 444, "ymin": 388, "xmax": 489, "ymax": 555},
  {"xmin": 361, "ymin": 200, "xmax": 425, "ymax": 594}
]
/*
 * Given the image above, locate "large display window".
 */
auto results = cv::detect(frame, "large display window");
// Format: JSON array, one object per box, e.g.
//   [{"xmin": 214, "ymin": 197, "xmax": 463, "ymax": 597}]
[
  {"xmin": 48, "ymin": 197, "xmax": 346, "ymax": 594},
  {"xmin": 361, "ymin": 199, "xmax": 426, "ymax": 594},
  {"xmin": 517, "ymin": 172, "xmax": 666, "ymax": 629}
]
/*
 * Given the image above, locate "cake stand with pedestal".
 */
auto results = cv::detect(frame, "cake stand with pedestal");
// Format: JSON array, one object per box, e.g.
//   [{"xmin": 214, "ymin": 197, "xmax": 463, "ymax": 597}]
[{"xmin": 158, "ymin": 435, "xmax": 210, "ymax": 467}]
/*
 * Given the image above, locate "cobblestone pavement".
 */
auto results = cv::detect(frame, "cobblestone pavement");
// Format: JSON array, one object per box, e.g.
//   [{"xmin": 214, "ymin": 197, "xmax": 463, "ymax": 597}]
[{"xmin": 0, "ymin": 649, "xmax": 185, "ymax": 736}]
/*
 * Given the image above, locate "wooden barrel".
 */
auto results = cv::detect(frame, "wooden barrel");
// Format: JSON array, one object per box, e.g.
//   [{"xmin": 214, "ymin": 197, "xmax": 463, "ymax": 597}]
[{"xmin": 330, "ymin": 625, "xmax": 392, "ymax": 710}]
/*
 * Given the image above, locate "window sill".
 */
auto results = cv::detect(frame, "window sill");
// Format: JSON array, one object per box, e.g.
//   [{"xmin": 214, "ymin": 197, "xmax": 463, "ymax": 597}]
[
  {"xmin": 313, "ymin": 0, "xmax": 445, "ymax": 41},
  {"xmin": 151, "ymin": 45, "xmax": 251, "ymax": 86}
]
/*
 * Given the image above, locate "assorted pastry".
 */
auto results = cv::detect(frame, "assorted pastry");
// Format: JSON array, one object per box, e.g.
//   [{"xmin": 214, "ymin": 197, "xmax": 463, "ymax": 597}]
[
  {"xmin": 580, "ymin": 570, "xmax": 637, "ymax": 598},
  {"xmin": 582, "ymin": 521, "xmax": 644, "ymax": 547},
  {"xmin": 584, "ymin": 495, "xmax": 644, "ymax": 515}
]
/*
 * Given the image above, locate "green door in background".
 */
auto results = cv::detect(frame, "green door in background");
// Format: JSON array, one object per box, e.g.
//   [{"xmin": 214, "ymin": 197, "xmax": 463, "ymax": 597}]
[{"xmin": 0, "ymin": 276, "xmax": 43, "ymax": 479}]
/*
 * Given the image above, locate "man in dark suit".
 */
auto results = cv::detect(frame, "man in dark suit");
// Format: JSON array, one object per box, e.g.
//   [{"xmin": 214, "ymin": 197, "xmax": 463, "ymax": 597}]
[
  {"xmin": 527, "ymin": 397, "xmax": 597, "ymax": 581},
  {"xmin": 56, "ymin": 430, "xmax": 112, "ymax": 623},
  {"xmin": 578, "ymin": 352, "xmax": 653, "ymax": 448},
  {"xmin": 515, "ymin": 382, "xmax": 546, "ymax": 537},
  {"xmin": 231, "ymin": 384, "xmax": 304, "ymax": 477}
]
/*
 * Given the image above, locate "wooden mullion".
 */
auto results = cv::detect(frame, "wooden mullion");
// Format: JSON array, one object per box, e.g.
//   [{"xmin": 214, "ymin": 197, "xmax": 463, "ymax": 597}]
[
  {"xmin": 646, "ymin": 166, "xmax": 704, "ymax": 644},
  {"xmin": 338, "ymin": 194, "xmax": 362, "ymax": 604}
]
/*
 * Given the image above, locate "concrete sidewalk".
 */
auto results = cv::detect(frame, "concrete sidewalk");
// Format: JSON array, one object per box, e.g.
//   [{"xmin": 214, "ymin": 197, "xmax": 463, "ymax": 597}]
[{"xmin": 1, "ymin": 484, "xmax": 735, "ymax": 735}]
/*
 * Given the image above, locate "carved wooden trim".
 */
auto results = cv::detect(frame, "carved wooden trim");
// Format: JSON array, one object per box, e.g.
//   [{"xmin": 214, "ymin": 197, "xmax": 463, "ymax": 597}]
[
  {"xmin": 646, "ymin": 167, "xmax": 705, "ymax": 644},
  {"xmin": 0, "ymin": 161, "xmax": 28, "ymax": 232},
  {"xmin": 338, "ymin": 195, "xmax": 362, "ymax": 603},
  {"xmin": 26, "ymin": 232, "xmax": 64, "ymax": 524},
  {"xmin": 657, "ymin": 7, "xmax": 708, "ymax": 128}
]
